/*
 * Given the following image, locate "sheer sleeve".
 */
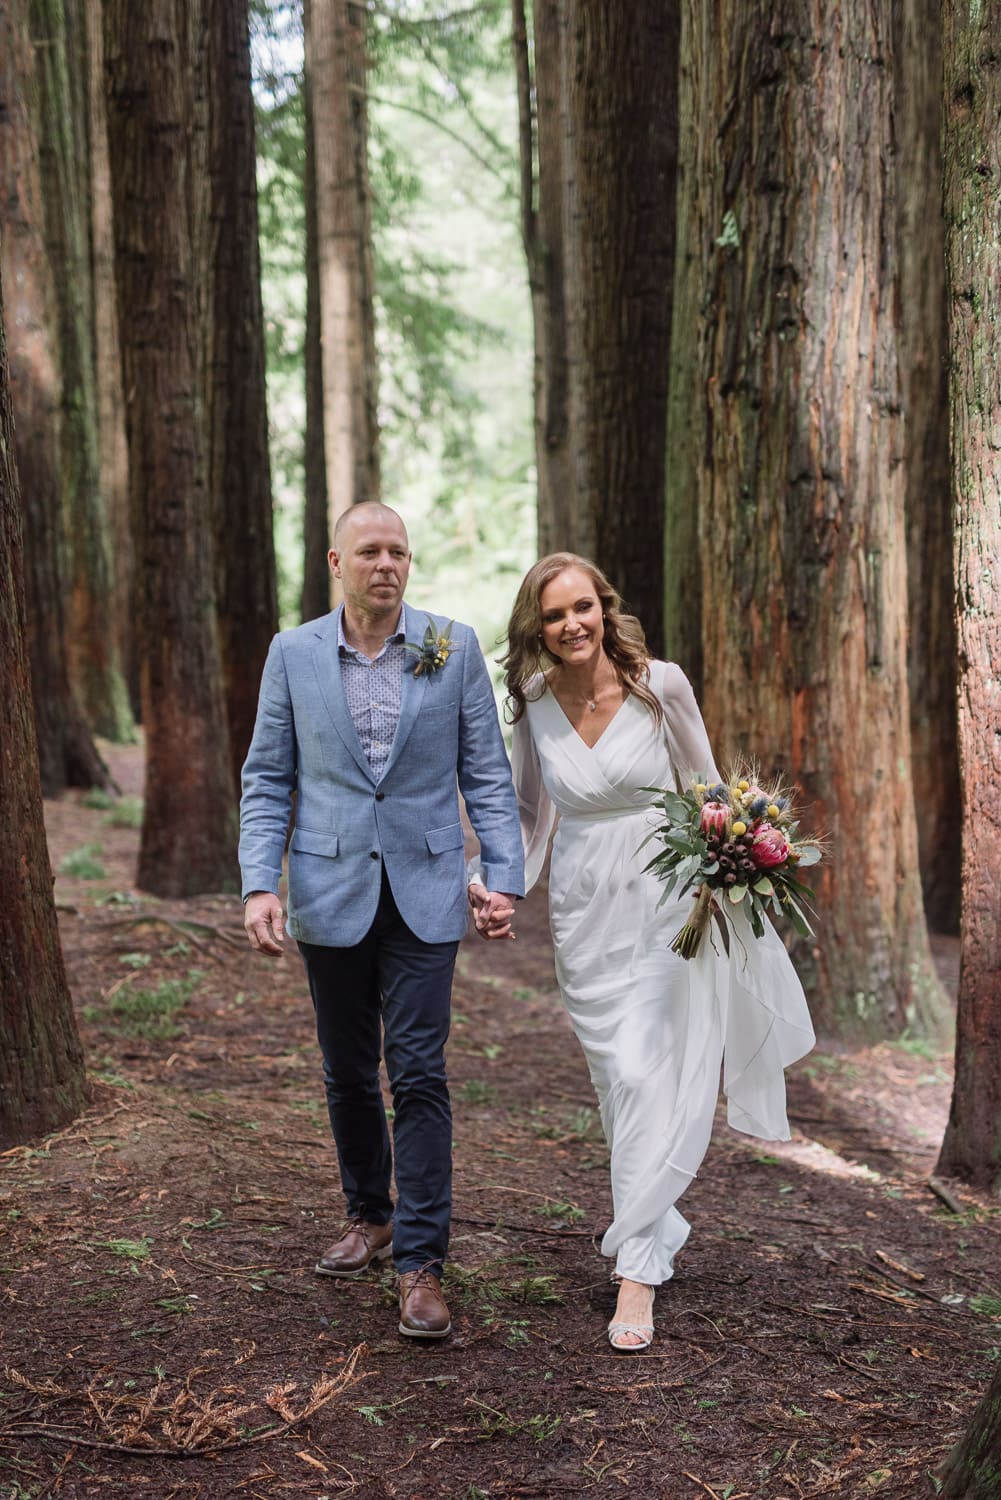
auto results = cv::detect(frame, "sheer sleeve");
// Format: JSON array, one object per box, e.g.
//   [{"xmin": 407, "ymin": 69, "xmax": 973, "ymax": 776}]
[
  {"xmin": 656, "ymin": 661, "xmax": 721, "ymax": 787},
  {"xmin": 511, "ymin": 711, "xmax": 558, "ymax": 894}
]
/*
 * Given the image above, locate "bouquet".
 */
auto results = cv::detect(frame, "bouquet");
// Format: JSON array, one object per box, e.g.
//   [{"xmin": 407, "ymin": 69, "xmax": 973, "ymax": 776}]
[{"xmin": 643, "ymin": 766, "xmax": 822, "ymax": 959}]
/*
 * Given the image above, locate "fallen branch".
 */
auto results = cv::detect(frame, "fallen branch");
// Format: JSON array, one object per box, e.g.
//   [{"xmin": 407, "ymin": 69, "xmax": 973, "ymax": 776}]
[
  {"xmin": 102, "ymin": 914, "xmax": 244, "ymax": 963},
  {"xmin": 928, "ymin": 1176, "xmax": 963, "ymax": 1214},
  {"xmin": 0, "ymin": 1346, "xmax": 366, "ymax": 1459}
]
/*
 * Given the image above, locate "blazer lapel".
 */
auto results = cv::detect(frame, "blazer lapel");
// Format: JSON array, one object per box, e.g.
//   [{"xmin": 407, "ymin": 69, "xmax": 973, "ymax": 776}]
[{"xmin": 310, "ymin": 608, "xmax": 374, "ymax": 783}]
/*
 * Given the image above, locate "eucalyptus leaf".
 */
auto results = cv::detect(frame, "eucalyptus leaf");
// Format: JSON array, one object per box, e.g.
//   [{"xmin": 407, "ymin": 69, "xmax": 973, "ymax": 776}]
[
  {"xmin": 784, "ymin": 892, "xmax": 815, "ymax": 938},
  {"xmin": 726, "ymin": 883, "xmax": 748, "ymax": 904},
  {"xmin": 794, "ymin": 844, "xmax": 822, "ymax": 868}
]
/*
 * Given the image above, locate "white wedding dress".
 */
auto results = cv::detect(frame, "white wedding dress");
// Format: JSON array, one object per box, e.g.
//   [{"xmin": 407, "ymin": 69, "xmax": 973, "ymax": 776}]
[{"xmin": 513, "ymin": 660, "xmax": 815, "ymax": 1286}]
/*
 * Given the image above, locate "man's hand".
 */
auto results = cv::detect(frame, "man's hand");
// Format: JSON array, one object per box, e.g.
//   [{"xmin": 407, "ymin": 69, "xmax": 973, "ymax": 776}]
[
  {"xmin": 468, "ymin": 884, "xmax": 517, "ymax": 941},
  {"xmin": 244, "ymin": 892, "xmax": 286, "ymax": 956}
]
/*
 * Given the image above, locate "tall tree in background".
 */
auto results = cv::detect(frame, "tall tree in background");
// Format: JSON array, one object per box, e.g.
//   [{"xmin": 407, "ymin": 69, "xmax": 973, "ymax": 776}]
[
  {"xmin": 682, "ymin": 0, "xmax": 945, "ymax": 1038},
  {"xmin": 893, "ymin": 0, "xmax": 960, "ymax": 935},
  {"xmin": 207, "ymin": 0, "xmax": 279, "ymax": 791},
  {"xmin": 85, "ymin": 0, "xmax": 134, "ymax": 714},
  {"xmin": 935, "ymin": 0, "xmax": 1001, "ymax": 1192},
  {"xmin": 558, "ymin": 0, "xmax": 678, "ymax": 652},
  {"xmin": 662, "ymin": 3, "xmax": 708, "ymax": 689},
  {"xmin": 511, "ymin": 0, "xmax": 573, "ymax": 555},
  {"xmin": 306, "ymin": 0, "xmax": 379, "ymax": 596},
  {"xmin": 31, "ymin": 0, "xmax": 133, "ymax": 744},
  {"xmin": 0, "ymin": 269, "xmax": 89, "ymax": 1149},
  {"xmin": 0, "ymin": 0, "xmax": 108, "ymax": 795},
  {"xmin": 104, "ymin": 0, "xmax": 237, "ymax": 895},
  {"xmin": 301, "ymin": 0, "xmax": 332, "ymax": 622}
]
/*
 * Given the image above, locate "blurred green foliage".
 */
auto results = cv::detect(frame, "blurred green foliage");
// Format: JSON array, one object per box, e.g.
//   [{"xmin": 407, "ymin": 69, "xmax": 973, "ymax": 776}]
[{"xmin": 251, "ymin": 0, "xmax": 536, "ymax": 683}]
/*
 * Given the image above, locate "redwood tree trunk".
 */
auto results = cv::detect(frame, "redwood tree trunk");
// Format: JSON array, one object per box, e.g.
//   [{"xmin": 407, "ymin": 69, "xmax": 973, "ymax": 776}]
[
  {"xmin": 940, "ymin": 1360, "xmax": 1001, "ymax": 1497},
  {"xmin": 935, "ymin": 0, "xmax": 1001, "ymax": 1190},
  {"xmin": 206, "ymin": 0, "xmax": 279, "ymax": 791},
  {"xmin": 663, "ymin": 2, "xmax": 709, "ymax": 689},
  {"xmin": 85, "ymin": 0, "xmax": 135, "ymax": 718},
  {"xmin": 0, "ymin": 0, "xmax": 109, "ymax": 794},
  {"xmin": 306, "ymin": 0, "xmax": 379, "ymax": 600},
  {"xmin": 0, "ymin": 269, "xmax": 89, "ymax": 1149},
  {"xmin": 560, "ymin": 0, "xmax": 679, "ymax": 653},
  {"xmin": 31, "ymin": 0, "xmax": 133, "ymax": 744},
  {"xmin": 893, "ymin": 0, "xmax": 960, "ymax": 935},
  {"xmin": 301, "ymin": 0, "xmax": 332, "ymax": 623},
  {"xmin": 104, "ymin": 0, "xmax": 238, "ymax": 896},
  {"xmin": 688, "ymin": 0, "xmax": 945, "ymax": 1038},
  {"xmin": 512, "ymin": 0, "xmax": 573, "ymax": 556}
]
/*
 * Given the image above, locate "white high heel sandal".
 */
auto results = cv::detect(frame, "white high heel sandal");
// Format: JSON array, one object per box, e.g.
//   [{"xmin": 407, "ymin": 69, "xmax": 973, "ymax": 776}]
[{"xmin": 608, "ymin": 1282, "xmax": 655, "ymax": 1352}]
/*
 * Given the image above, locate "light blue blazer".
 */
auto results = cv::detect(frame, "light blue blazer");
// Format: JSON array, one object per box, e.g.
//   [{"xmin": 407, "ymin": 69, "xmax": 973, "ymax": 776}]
[{"xmin": 239, "ymin": 607, "xmax": 525, "ymax": 946}]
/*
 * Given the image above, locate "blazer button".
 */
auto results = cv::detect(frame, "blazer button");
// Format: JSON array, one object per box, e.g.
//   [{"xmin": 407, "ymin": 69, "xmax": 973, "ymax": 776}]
[
  {"xmin": 375, "ymin": 791, "xmax": 385, "ymax": 801},
  {"xmin": 370, "ymin": 851, "xmax": 380, "ymax": 860}
]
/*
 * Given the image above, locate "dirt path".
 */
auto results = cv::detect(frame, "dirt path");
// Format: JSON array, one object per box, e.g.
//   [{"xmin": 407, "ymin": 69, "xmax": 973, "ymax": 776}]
[{"xmin": 1, "ymin": 747, "xmax": 996, "ymax": 1499}]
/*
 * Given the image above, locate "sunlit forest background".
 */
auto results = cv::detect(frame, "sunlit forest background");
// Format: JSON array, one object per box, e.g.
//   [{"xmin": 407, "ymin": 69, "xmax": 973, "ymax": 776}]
[{"xmin": 254, "ymin": 1, "xmax": 535, "ymax": 638}]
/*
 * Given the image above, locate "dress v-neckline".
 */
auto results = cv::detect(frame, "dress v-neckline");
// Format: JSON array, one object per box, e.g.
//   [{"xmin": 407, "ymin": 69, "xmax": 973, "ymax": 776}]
[{"xmin": 547, "ymin": 685, "xmax": 632, "ymax": 751}]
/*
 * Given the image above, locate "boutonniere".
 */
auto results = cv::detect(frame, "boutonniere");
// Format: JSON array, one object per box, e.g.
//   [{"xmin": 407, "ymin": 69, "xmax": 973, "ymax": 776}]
[{"xmin": 406, "ymin": 616, "xmax": 455, "ymax": 677}]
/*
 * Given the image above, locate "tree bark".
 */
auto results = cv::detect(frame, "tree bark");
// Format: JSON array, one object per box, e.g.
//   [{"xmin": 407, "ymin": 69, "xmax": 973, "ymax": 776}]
[
  {"xmin": 512, "ymin": 0, "xmax": 573, "ymax": 556},
  {"xmin": 31, "ymin": 0, "xmax": 134, "ymax": 744},
  {"xmin": 0, "ymin": 0, "xmax": 109, "ymax": 794},
  {"xmin": 940, "ymin": 1361, "xmax": 1001, "ymax": 1496},
  {"xmin": 301, "ymin": 0, "xmax": 332, "ymax": 623},
  {"xmin": 306, "ymin": 0, "xmax": 379, "ymax": 602},
  {"xmin": 206, "ymin": 0, "xmax": 279, "ymax": 792},
  {"xmin": 560, "ymin": 0, "xmax": 679, "ymax": 653},
  {"xmin": 85, "ymin": 0, "xmax": 135, "ymax": 719},
  {"xmin": 663, "ymin": 2, "xmax": 710, "ymax": 689},
  {"xmin": 687, "ymin": 0, "xmax": 945, "ymax": 1039},
  {"xmin": 893, "ymin": 0, "xmax": 960, "ymax": 935},
  {"xmin": 0, "ymin": 268, "xmax": 90, "ymax": 1149},
  {"xmin": 104, "ymin": 0, "xmax": 238, "ymax": 896},
  {"xmin": 935, "ymin": 0, "xmax": 1001, "ymax": 1190}
]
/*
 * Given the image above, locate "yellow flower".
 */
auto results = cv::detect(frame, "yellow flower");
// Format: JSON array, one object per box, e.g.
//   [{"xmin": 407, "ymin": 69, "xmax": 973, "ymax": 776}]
[
  {"xmin": 732, "ymin": 820, "xmax": 747, "ymax": 836},
  {"xmin": 767, "ymin": 803, "xmax": 780, "ymax": 819},
  {"xmin": 695, "ymin": 783, "xmax": 706, "ymax": 794},
  {"xmin": 738, "ymin": 779, "xmax": 750, "ymax": 792}
]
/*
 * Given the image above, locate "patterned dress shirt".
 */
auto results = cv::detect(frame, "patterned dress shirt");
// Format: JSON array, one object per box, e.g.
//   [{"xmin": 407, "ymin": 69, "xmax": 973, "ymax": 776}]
[{"xmin": 337, "ymin": 602, "xmax": 410, "ymax": 782}]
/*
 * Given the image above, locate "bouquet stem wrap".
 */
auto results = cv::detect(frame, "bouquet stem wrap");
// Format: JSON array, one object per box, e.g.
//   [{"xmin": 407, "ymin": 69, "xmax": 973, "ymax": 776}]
[{"xmin": 671, "ymin": 884, "xmax": 714, "ymax": 960}]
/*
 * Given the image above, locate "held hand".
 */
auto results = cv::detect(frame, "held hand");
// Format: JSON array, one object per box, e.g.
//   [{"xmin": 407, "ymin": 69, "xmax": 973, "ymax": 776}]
[
  {"xmin": 469, "ymin": 886, "xmax": 517, "ymax": 942},
  {"xmin": 244, "ymin": 892, "xmax": 286, "ymax": 956}
]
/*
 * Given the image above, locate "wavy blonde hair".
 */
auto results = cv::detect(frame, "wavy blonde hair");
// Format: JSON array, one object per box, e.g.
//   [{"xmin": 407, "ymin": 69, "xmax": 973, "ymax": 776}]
[{"xmin": 501, "ymin": 553, "xmax": 662, "ymax": 725}]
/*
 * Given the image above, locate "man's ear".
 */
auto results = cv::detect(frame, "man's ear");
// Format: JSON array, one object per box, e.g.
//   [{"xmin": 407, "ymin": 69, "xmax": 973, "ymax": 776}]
[{"xmin": 328, "ymin": 548, "xmax": 340, "ymax": 576}]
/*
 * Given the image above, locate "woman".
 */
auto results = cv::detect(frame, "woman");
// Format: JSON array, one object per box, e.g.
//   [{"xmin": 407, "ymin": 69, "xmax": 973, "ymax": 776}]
[{"xmin": 501, "ymin": 554, "xmax": 814, "ymax": 1351}]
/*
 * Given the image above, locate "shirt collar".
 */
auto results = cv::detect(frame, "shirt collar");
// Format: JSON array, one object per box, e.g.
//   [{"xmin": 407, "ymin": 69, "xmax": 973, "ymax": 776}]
[{"xmin": 337, "ymin": 601, "xmax": 409, "ymax": 656}]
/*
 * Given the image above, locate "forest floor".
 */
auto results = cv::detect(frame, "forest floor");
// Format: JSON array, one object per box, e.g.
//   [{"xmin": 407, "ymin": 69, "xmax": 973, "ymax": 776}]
[{"xmin": 1, "ymin": 744, "xmax": 997, "ymax": 1500}]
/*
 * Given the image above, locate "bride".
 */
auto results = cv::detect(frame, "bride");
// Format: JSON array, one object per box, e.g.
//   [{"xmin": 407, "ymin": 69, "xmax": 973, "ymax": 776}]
[{"xmin": 495, "ymin": 553, "xmax": 815, "ymax": 1351}]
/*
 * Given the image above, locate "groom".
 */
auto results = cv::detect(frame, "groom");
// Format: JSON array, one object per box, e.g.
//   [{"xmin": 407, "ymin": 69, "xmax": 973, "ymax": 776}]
[{"xmin": 239, "ymin": 503, "xmax": 523, "ymax": 1340}]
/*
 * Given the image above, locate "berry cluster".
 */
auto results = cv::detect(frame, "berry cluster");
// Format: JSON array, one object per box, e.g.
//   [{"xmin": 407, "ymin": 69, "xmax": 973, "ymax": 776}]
[{"xmin": 705, "ymin": 829, "xmax": 757, "ymax": 887}]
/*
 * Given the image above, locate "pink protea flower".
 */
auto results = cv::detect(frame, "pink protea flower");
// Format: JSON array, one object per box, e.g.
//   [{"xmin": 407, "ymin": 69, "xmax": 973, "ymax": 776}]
[
  {"xmin": 751, "ymin": 823, "xmax": 789, "ymax": 869},
  {"xmin": 701, "ymin": 802, "xmax": 729, "ymax": 836}
]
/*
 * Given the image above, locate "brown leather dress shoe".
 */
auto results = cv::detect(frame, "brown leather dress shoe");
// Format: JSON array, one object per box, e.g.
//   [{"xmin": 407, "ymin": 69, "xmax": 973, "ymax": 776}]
[
  {"xmin": 398, "ymin": 1268, "xmax": 451, "ymax": 1339},
  {"xmin": 314, "ymin": 1218, "xmax": 393, "ymax": 1278}
]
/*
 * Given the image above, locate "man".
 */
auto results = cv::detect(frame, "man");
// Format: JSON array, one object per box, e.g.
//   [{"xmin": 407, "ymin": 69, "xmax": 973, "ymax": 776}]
[{"xmin": 240, "ymin": 503, "xmax": 522, "ymax": 1340}]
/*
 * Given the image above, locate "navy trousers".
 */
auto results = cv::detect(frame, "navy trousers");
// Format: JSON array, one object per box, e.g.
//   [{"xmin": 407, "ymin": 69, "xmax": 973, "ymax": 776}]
[{"xmin": 298, "ymin": 869, "xmax": 458, "ymax": 1277}]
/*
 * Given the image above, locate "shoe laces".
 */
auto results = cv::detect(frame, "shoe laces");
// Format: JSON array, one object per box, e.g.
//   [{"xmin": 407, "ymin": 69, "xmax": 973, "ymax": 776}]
[{"xmin": 402, "ymin": 1260, "xmax": 442, "ymax": 1288}]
